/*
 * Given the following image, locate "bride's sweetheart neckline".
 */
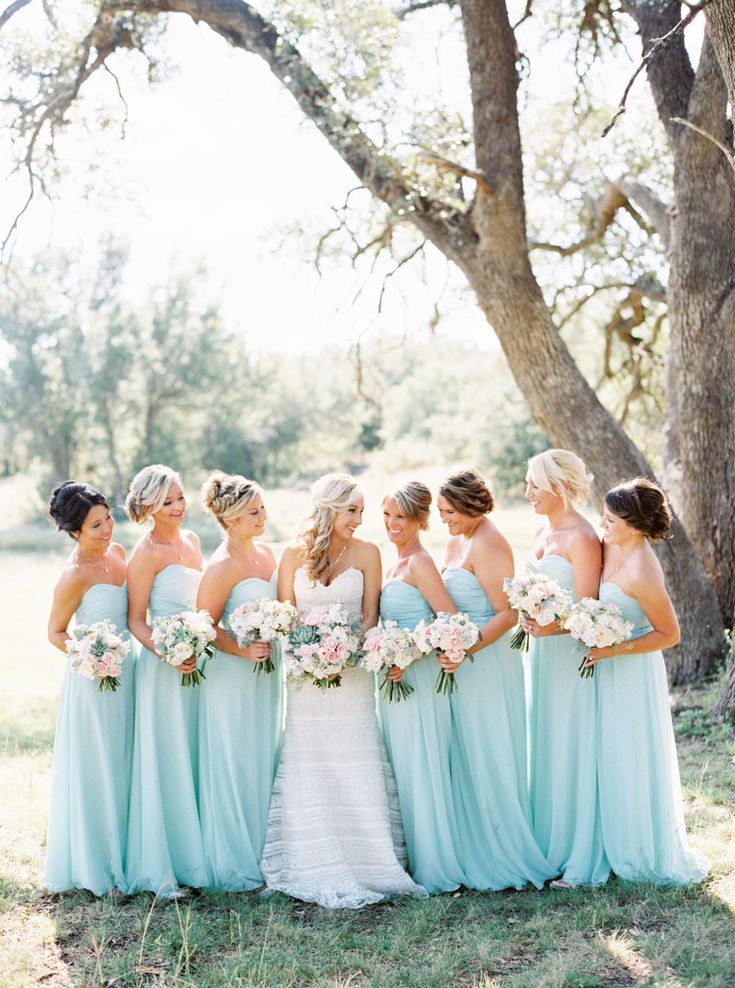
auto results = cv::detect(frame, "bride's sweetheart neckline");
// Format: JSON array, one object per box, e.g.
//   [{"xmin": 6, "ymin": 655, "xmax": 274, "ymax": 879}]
[{"xmin": 296, "ymin": 564, "xmax": 361, "ymax": 590}]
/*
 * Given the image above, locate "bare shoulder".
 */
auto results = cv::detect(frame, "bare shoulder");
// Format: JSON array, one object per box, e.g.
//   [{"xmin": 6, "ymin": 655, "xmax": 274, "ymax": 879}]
[
  {"xmin": 352, "ymin": 538, "xmax": 380, "ymax": 565},
  {"xmin": 279, "ymin": 544, "xmax": 304, "ymax": 570},
  {"xmin": 255, "ymin": 540, "xmax": 277, "ymax": 566},
  {"xmin": 566, "ymin": 522, "xmax": 602, "ymax": 559},
  {"xmin": 54, "ymin": 562, "xmax": 88, "ymax": 599},
  {"xmin": 110, "ymin": 542, "xmax": 127, "ymax": 561},
  {"xmin": 477, "ymin": 518, "xmax": 513, "ymax": 558},
  {"xmin": 627, "ymin": 546, "xmax": 665, "ymax": 595},
  {"xmin": 127, "ymin": 535, "xmax": 159, "ymax": 572},
  {"xmin": 182, "ymin": 528, "xmax": 200, "ymax": 549},
  {"xmin": 408, "ymin": 549, "xmax": 440, "ymax": 580}
]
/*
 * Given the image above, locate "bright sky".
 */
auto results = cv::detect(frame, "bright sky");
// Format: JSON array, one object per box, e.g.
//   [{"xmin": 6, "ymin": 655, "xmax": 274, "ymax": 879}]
[{"xmin": 0, "ymin": 2, "xmax": 703, "ymax": 356}]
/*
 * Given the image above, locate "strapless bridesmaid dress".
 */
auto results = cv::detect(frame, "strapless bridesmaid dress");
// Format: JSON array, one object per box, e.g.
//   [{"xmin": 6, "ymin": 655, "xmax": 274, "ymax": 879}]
[
  {"xmin": 45, "ymin": 583, "xmax": 134, "ymax": 895},
  {"xmin": 198, "ymin": 573, "xmax": 283, "ymax": 890},
  {"xmin": 125, "ymin": 565, "xmax": 207, "ymax": 896}
]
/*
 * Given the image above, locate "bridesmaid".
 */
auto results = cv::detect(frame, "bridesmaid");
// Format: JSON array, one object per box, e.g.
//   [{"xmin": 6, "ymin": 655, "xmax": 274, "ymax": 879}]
[
  {"xmin": 45, "ymin": 481, "xmax": 132, "ymax": 897},
  {"xmin": 124, "ymin": 464, "xmax": 207, "ymax": 897},
  {"xmin": 379, "ymin": 481, "xmax": 464, "ymax": 893},
  {"xmin": 583, "ymin": 478, "xmax": 710, "ymax": 884},
  {"xmin": 438, "ymin": 467, "xmax": 554, "ymax": 890},
  {"xmin": 197, "ymin": 471, "xmax": 282, "ymax": 891},
  {"xmin": 523, "ymin": 448, "xmax": 608, "ymax": 887}
]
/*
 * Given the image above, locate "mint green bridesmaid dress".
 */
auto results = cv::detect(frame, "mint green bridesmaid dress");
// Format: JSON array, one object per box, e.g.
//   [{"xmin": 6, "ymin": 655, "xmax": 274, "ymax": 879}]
[
  {"xmin": 526, "ymin": 554, "xmax": 609, "ymax": 886},
  {"xmin": 198, "ymin": 573, "xmax": 283, "ymax": 890},
  {"xmin": 125, "ymin": 565, "xmax": 207, "ymax": 896},
  {"xmin": 443, "ymin": 568, "xmax": 554, "ymax": 890},
  {"xmin": 45, "ymin": 583, "xmax": 133, "ymax": 896},
  {"xmin": 596, "ymin": 582, "xmax": 709, "ymax": 884},
  {"xmin": 378, "ymin": 580, "xmax": 463, "ymax": 893}
]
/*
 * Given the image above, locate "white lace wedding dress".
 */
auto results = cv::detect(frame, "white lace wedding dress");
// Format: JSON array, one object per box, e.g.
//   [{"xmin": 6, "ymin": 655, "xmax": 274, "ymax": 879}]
[{"xmin": 260, "ymin": 566, "xmax": 425, "ymax": 908}]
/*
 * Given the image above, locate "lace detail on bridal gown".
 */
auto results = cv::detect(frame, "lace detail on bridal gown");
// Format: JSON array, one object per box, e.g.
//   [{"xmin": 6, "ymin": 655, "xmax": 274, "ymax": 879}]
[{"xmin": 260, "ymin": 566, "xmax": 424, "ymax": 908}]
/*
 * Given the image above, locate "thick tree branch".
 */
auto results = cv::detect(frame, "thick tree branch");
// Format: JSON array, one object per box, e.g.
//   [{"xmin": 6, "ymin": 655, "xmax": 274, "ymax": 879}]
[
  {"xmin": 125, "ymin": 0, "xmax": 475, "ymax": 261},
  {"xmin": 616, "ymin": 174, "xmax": 670, "ymax": 245},
  {"xmin": 0, "ymin": 0, "xmax": 31, "ymax": 30},
  {"xmin": 420, "ymin": 152, "xmax": 494, "ymax": 197},
  {"xmin": 671, "ymin": 116, "xmax": 735, "ymax": 172}
]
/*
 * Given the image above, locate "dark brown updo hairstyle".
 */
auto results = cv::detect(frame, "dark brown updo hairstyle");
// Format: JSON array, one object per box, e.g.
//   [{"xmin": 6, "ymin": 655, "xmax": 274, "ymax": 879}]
[
  {"xmin": 439, "ymin": 467, "xmax": 495, "ymax": 517},
  {"xmin": 604, "ymin": 477, "xmax": 672, "ymax": 542},
  {"xmin": 382, "ymin": 480, "xmax": 432, "ymax": 530},
  {"xmin": 49, "ymin": 480, "xmax": 109, "ymax": 537}
]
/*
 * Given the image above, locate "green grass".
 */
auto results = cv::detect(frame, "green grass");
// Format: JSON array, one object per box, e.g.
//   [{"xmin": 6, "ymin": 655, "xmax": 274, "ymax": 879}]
[{"xmin": 2, "ymin": 506, "xmax": 734, "ymax": 986}]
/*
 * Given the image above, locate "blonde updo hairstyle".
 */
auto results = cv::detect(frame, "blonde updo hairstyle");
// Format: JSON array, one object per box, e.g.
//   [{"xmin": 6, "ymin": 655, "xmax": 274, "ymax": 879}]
[
  {"xmin": 439, "ymin": 467, "xmax": 495, "ymax": 517},
  {"xmin": 125, "ymin": 464, "xmax": 182, "ymax": 525},
  {"xmin": 383, "ymin": 480, "xmax": 432, "ymax": 531},
  {"xmin": 202, "ymin": 471, "xmax": 262, "ymax": 531},
  {"xmin": 299, "ymin": 472, "xmax": 361, "ymax": 583},
  {"xmin": 525, "ymin": 448, "xmax": 593, "ymax": 508}
]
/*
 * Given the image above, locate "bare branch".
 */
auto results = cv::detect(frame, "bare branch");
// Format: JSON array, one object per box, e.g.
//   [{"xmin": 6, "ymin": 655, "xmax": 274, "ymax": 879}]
[
  {"xmin": 103, "ymin": 62, "xmax": 130, "ymax": 139},
  {"xmin": 0, "ymin": 0, "xmax": 31, "ymax": 30},
  {"xmin": 671, "ymin": 116, "xmax": 735, "ymax": 173},
  {"xmin": 512, "ymin": 0, "xmax": 533, "ymax": 31},
  {"xmin": 529, "ymin": 183, "xmax": 629, "ymax": 256},
  {"xmin": 395, "ymin": 0, "xmax": 456, "ymax": 19},
  {"xmin": 420, "ymin": 152, "xmax": 494, "ymax": 198},
  {"xmin": 602, "ymin": 1, "xmax": 712, "ymax": 138},
  {"xmin": 615, "ymin": 174, "xmax": 670, "ymax": 245},
  {"xmin": 41, "ymin": 0, "xmax": 57, "ymax": 28}
]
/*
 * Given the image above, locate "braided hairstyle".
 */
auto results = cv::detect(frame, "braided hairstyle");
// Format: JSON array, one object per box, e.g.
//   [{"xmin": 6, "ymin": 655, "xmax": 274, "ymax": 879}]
[{"xmin": 202, "ymin": 470, "xmax": 262, "ymax": 530}]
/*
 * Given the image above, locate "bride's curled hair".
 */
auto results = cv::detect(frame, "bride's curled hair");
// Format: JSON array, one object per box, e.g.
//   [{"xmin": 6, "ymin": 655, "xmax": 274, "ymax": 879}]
[{"xmin": 299, "ymin": 472, "xmax": 360, "ymax": 583}]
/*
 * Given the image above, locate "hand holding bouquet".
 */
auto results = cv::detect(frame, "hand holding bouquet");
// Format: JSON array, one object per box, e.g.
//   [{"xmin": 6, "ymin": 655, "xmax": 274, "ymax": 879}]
[
  {"xmin": 363, "ymin": 621, "xmax": 422, "ymax": 702},
  {"xmin": 66, "ymin": 619, "xmax": 131, "ymax": 693},
  {"xmin": 151, "ymin": 610, "xmax": 216, "ymax": 686},
  {"xmin": 228, "ymin": 597, "xmax": 297, "ymax": 674},
  {"xmin": 412, "ymin": 612, "xmax": 480, "ymax": 695},
  {"xmin": 503, "ymin": 574, "xmax": 573, "ymax": 651},
  {"xmin": 283, "ymin": 603, "xmax": 362, "ymax": 690},
  {"xmin": 561, "ymin": 598, "xmax": 634, "ymax": 678}
]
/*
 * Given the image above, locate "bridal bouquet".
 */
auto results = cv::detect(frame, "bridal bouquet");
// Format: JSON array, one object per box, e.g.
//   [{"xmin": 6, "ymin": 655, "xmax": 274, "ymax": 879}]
[
  {"xmin": 412, "ymin": 612, "xmax": 480, "ymax": 695},
  {"xmin": 228, "ymin": 598, "xmax": 298, "ymax": 674},
  {"xmin": 151, "ymin": 610, "xmax": 216, "ymax": 686},
  {"xmin": 561, "ymin": 598, "xmax": 635, "ymax": 678},
  {"xmin": 362, "ymin": 621, "xmax": 422, "ymax": 702},
  {"xmin": 503, "ymin": 573, "xmax": 573, "ymax": 652},
  {"xmin": 283, "ymin": 603, "xmax": 362, "ymax": 690},
  {"xmin": 66, "ymin": 619, "xmax": 131, "ymax": 693}
]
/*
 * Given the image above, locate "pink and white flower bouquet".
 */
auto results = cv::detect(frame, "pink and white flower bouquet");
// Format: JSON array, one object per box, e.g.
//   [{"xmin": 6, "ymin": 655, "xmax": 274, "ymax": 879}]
[
  {"xmin": 561, "ymin": 598, "xmax": 635, "ymax": 678},
  {"xmin": 66, "ymin": 619, "xmax": 131, "ymax": 693},
  {"xmin": 228, "ymin": 598, "xmax": 298, "ymax": 674},
  {"xmin": 503, "ymin": 573, "xmax": 573, "ymax": 651},
  {"xmin": 362, "ymin": 621, "xmax": 422, "ymax": 702},
  {"xmin": 283, "ymin": 603, "xmax": 363, "ymax": 690},
  {"xmin": 151, "ymin": 610, "xmax": 216, "ymax": 686},
  {"xmin": 412, "ymin": 612, "xmax": 480, "ymax": 695}
]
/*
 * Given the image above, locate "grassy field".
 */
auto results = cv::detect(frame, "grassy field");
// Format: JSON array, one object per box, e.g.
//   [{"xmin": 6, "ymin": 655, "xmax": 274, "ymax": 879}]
[{"xmin": 1, "ymin": 478, "xmax": 734, "ymax": 987}]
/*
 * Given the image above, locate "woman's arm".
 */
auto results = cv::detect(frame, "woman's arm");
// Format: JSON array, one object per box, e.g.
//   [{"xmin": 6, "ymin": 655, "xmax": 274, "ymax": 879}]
[
  {"xmin": 47, "ymin": 572, "xmax": 85, "ymax": 653},
  {"xmin": 197, "ymin": 560, "xmax": 270, "ymax": 664},
  {"xmin": 410, "ymin": 553, "xmax": 457, "ymax": 616},
  {"xmin": 361, "ymin": 544, "xmax": 382, "ymax": 631},
  {"xmin": 467, "ymin": 534, "xmax": 517, "ymax": 650},
  {"xmin": 127, "ymin": 546, "xmax": 196, "ymax": 674},
  {"xmin": 278, "ymin": 546, "xmax": 299, "ymax": 605}
]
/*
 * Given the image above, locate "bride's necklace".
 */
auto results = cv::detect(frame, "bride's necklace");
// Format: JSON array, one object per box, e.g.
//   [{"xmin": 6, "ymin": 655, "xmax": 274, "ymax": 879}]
[
  {"xmin": 326, "ymin": 543, "xmax": 348, "ymax": 576},
  {"xmin": 75, "ymin": 545, "xmax": 110, "ymax": 573},
  {"xmin": 147, "ymin": 530, "xmax": 185, "ymax": 561}
]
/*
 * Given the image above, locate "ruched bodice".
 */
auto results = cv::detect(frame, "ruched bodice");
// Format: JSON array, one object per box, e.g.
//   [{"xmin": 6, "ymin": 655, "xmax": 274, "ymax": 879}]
[
  {"xmin": 293, "ymin": 566, "xmax": 363, "ymax": 622},
  {"xmin": 380, "ymin": 580, "xmax": 433, "ymax": 628},
  {"xmin": 442, "ymin": 567, "xmax": 494, "ymax": 625},
  {"xmin": 149, "ymin": 564, "xmax": 201, "ymax": 619},
  {"xmin": 75, "ymin": 582, "xmax": 128, "ymax": 630},
  {"xmin": 221, "ymin": 573, "xmax": 277, "ymax": 623},
  {"xmin": 599, "ymin": 581, "xmax": 653, "ymax": 638},
  {"xmin": 526, "ymin": 553, "xmax": 576, "ymax": 594}
]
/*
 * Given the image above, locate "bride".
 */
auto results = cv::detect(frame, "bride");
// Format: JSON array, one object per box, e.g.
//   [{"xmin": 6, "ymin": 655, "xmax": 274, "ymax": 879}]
[{"xmin": 260, "ymin": 473, "xmax": 424, "ymax": 908}]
